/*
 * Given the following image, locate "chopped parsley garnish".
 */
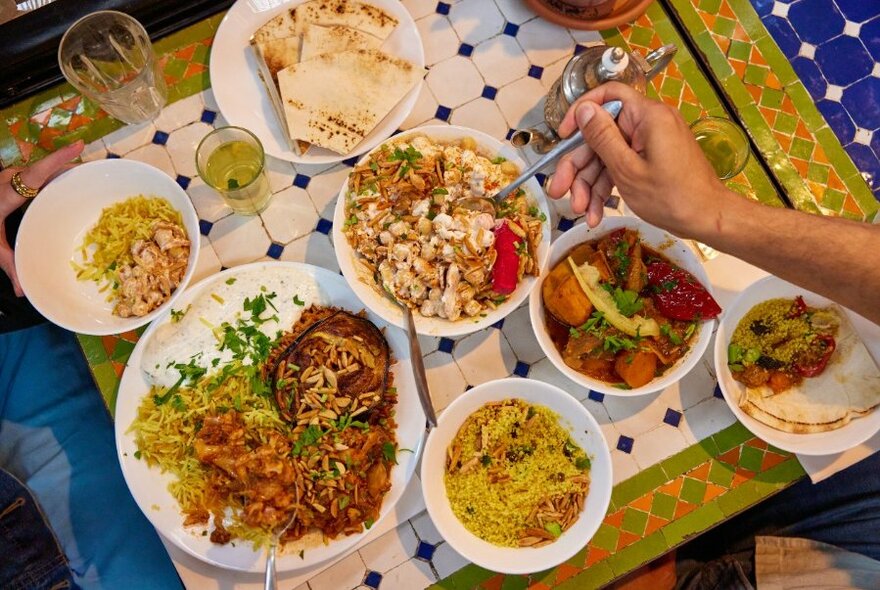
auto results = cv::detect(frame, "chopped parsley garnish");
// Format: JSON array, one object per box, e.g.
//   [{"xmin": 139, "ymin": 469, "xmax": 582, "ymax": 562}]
[
  {"xmin": 660, "ymin": 323, "xmax": 683, "ymax": 345},
  {"xmin": 611, "ymin": 287, "xmax": 643, "ymax": 317},
  {"xmin": 369, "ymin": 160, "xmax": 378, "ymax": 173},
  {"xmin": 491, "ymin": 156, "xmax": 507, "ymax": 164},
  {"xmin": 292, "ymin": 425, "xmax": 325, "ymax": 457},
  {"xmin": 684, "ymin": 322, "xmax": 697, "ymax": 340},
  {"xmin": 382, "ymin": 442, "xmax": 397, "ymax": 464},
  {"xmin": 613, "ymin": 240, "xmax": 631, "ymax": 278},
  {"xmin": 169, "ymin": 304, "xmax": 191, "ymax": 323},
  {"xmin": 575, "ymin": 456, "xmax": 591, "ymax": 470},
  {"xmin": 603, "ymin": 334, "xmax": 637, "ymax": 354},
  {"xmin": 225, "ymin": 277, "xmax": 236, "ymax": 285},
  {"xmin": 481, "ymin": 454, "xmax": 492, "ymax": 466},
  {"xmin": 293, "ymin": 294, "xmax": 305, "ymax": 306},
  {"xmin": 432, "ymin": 187, "xmax": 449, "ymax": 195},
  {"xmin": 390, "ymin": 146, "xmax": 422, "ymax": 166},
  {"xmin": 338, "ymin": 496, "xmax": 350, "ymax": 510},
  {"xmin": 134, "ymin": 450, "xmax": 142, "ymax": 460},
  {"xmin": 544, "ymin": 522, "xmax": 562, "ymax": 538},
  {"xmin": 364, "ymin": 518, "xmax": 374, "ymax": 530},
  {"xmin": 227, "ymin": 178, "xmax": 239, "ymax": 190},
  {"xmin": 345, "ymin": 214, "xmax": 358, "ymax": 227}
]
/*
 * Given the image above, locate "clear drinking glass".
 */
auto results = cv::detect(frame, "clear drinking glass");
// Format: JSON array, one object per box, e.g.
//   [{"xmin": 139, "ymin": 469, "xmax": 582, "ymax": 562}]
[
  {"xmin": 196, "ymin": 127, "xmax": 273, "ymax": 216},
  {"xmin": 58, "ymin": 11, "xmax": 167, "ymax": 124},
  {"xmin": 690, "ymin": 116, "xmax": 750, "ymax": 180}
]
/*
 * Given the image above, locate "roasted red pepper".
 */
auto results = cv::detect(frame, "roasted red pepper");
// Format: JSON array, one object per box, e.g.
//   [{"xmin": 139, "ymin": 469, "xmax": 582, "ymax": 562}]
[
  {"xmin": 794, "ymin": 334, "xmax": 836, "ymax": 377},
  {"xmin": 646, "ymin": 261, "xmax": 721, "ymax": 321},
  {"xmin": 491, "ymin": 220, "xmax": 521, "ymax": 295},
  {"xmin": 787, "ymin": 295, "xmax": 808, "ymax": 318}
]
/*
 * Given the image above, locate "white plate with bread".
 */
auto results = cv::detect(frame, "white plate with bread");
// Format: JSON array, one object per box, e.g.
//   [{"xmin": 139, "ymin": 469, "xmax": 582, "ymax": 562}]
[{"xmin": 211, "ymin": 0, "xmax": 425, "ymax": 164}]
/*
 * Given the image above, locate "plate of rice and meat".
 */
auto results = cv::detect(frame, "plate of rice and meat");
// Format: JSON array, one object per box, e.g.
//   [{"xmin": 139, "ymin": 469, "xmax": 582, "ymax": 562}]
[
  {"xmin": 421, "ymin": 378, "xmax": 612, "ymax": 574},
  {"xmin": 333, "ymin": 125, "xmax": 551, "ymax": 337},
  {"xmin": 715, "ymin": 275, "xmax": 880, "ymax": 455},
  {"xmin": 530, "ymin": 216, "xmax": 719, "ymax": 396},
  {"xmin": 16, "ymin": 159, "xmax": 199, "ymax": 335},
  {"xmin": 114, "ymin": 262, "xmax": 425, "ymax": 572}
]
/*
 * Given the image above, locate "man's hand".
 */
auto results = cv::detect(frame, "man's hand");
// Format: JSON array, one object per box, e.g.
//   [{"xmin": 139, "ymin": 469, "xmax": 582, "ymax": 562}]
[
  {"xmin": 547, "ymin": 82, "xmax": 725, "ymax": 235},
  {"xmin": 1, "ymin": 141, "xmax": 84, "ymax": 296}
]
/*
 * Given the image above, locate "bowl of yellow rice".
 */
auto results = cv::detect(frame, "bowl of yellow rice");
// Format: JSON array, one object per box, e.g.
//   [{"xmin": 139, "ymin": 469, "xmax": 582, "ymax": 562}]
[
  {"xmin": 16, "ymin": 159, "xmax": 199, "ymax": 335},
  {"xmin": 421, "ymin": 378, "xmax": 612, "ymax": 574}
]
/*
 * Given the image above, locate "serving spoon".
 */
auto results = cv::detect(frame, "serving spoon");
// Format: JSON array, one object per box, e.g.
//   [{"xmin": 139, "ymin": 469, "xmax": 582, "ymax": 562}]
[
  {"xmin": 458, "ymin": 100, "xmax": 624, "ymax": 215},
  {"xmin": 264, "ymin": 502, "xmax": 299, "ymax": 590}
]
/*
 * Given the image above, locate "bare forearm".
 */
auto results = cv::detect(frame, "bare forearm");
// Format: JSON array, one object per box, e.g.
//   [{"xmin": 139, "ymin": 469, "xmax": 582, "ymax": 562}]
[{"xmin": 694, "ymin": 188, "xmax": 880, "ymax": 324}]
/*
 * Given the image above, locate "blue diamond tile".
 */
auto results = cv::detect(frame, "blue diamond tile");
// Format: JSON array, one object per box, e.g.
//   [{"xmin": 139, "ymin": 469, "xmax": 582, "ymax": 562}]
[
  {"xmin": 503, "ymin": 22, "xmax": 519, "ymax": 36},
  {"xmin": 436, "ymin": 1, "xmax": 450, "ymax": 15},
  {"xmin": 606, "ymin": 195, "xmax": 620, "ymax": 209},
  {"xmin": 617, "ymin": 435, "xmax": 634, "ymax": 453},
  {"xmin": 528, "ymin": 65, "xmax": 544, "ymax": 79},
  {"xmin": 817, "ymin": 99, "xmax": 856, "ymax": 143},
  {"xmin": 175, "ymin": 175, "xmax": 191, "ymax": 190},
  {"xmin": 862, "ymin": 17, "xmax": 880, "ymax": 61},
  {"xmin": 790, "ymin": 56, "xmax": 826, "ymax": 98},
  {"xmin": 871, "ymin": 128, "xmax": 880, "ymax": 157},
  {"xmin": 815, "ymin": 35, "xmax": 873, "ymax": 87},
  {"xmin": 535, "ymin": 172, "xmax": 547, "ymax": 187},
  {"xmin": 416, "ymin": 541, "xmax": 436, "ymax": 560},
  {"xmin": 513, "ymin": 361, "xmax": 530, "ymax": 377},
  {"xmin": 106, "ymin": 152, "xmax": 120, "ymax": 159},
  {"xmin": 713, "ymin": 383, "xmax": 724, "ymax": 399},
  {"xmin": 844, "ymin": 143, "xmax": 880, "ymax": 188},
  {"xmin": 342, "ymin": 156, "xmax": 359, "ymax": 167},
  {"xmin": 574, "ymin": 44, "xmax": 588, "ymax": 55},
  {"xmin": 492, "ymin": 318, "xmax": 504, "ymax": 329},
  {"xmin": 506, "ymin": 128, "xmax": 516, "ymax": 140},
  {"xmin": 267, "ymin": 242, "xmax": 284, "ymax": 259},
  {"xmin": 199, "ymin": 219, "xmax": 213, "ymax": 236},
  {"xmin": 200, "ymin": 109, "xmax": 217, "ymax": 124},
  {"xmin": 841, "ymin": 77, "xmax": 880, "ymax": 130},
  {"xmin": 435, "ymin": 105, "xmax": 452, "ymax": 121},
  {"xmin": 364, "ymin": 570, "xmax": 383, "ymax": 588},
  {"xmin": 763, "ymin": 15, "xmax": 802, "ymax": 59},
  {"xmin": 788, "ymin": 0, "xmax": 845, "ymax": 45},
  {"xmin": 316, "ymin": 218, "xmax": 332, "ymax": 234},
  {"xmin": 587, "ymin": 390, "xmax": 605, "ymax": 402},
  {"xmin": 752, "ymin": 0, "xmax": 773, "ymax": 17},
  {"xmin": 459, "ymin": 43, "xmax": 474, "ymax": 57},
  {"xmin": 438, "ymin": 337, "xmax": 454, "ymax": 354},
  {"xmin": 293, "ymin": 173, "xmax": 311, "ymax": 188},
  {"xmin": 663, "ymin": 408, "xmax": 682, "ymax": 427},
  {"xmin": 152, "ymin": 130, "xmax": 169, "ymax": 145},
  {"xmin": 834, "ymin": 0, "xmax": 877, "ymax": 21},
  {"xmin": 557, "ymin": 217, "xmax": 575, "ymax": 231},
  {"xmin": 482, "ymin": 85, "xmax": 498, "ymax": 100}
]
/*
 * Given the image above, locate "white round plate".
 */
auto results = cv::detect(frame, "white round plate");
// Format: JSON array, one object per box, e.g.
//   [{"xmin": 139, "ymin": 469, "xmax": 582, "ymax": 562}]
[
  {"xmin": 333, "ymin": 125, "xmax": 552, "ymax": 337},
  {"xmin": 15, "ymin": 159, "xmax": 199, "ymax": 336},
  {"xmin": 529, "ymin": 216, "xmax": 715, "ymax": 396},
  {"xmin": 114, "ymin": 261, "xmax": 426, "ymax": 572},
  {"xmin": 210, "ymin": 0, "xmax": 424, "ymax": 164},
  {"xmin": 714, "ymin": 275, "xmax": 880, "ymax": 455},
  {"xmin": 420, "ymin": 378, "xmax": 612, "ymax": 575}
]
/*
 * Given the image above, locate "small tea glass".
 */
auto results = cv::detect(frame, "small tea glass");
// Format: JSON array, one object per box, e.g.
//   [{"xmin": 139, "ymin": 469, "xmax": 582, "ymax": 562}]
[
  {"xmin": 59, "ymin": 11, "xmax": 167, "ymax": 124},
  {"xmin": 196, "ymin": 127, "xmax": 273, "ymax": 216},
  {"xmin": 690, "ymin": 116, "xmax": 750, "ymax": 180}
]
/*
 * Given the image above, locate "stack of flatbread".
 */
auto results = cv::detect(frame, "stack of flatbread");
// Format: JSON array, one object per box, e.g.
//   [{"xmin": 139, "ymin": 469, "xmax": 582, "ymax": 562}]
[{"xmin": 250, "ymin": 0, "xmax": 425, "ymax": 156}]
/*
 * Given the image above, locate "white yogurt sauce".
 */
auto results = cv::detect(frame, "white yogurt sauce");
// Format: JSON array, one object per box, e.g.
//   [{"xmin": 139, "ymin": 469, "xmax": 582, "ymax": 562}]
[{"xmin": 141, "ymin": 266, "xmax": 320, "ymax": 388}]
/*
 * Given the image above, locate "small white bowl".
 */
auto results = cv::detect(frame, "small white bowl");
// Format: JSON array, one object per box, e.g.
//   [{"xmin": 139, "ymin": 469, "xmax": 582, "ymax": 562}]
[
  {"xmin": 332, "ymin": 124, "xmax": 551, "ymax": 337},
  {"xmin": 421, "ymin": 378, "xmax": 612, "ymax": 575},
  {"xmin": 715, "ymin": 275, "xmax": 880, "ymax": 455},
  {"xmin": 529, "ymin": 216, "xmax": 715, "ymax": 396},
  {"xmin": 16, "ymin": 159, "xmax": 200, "ymax": 335}
]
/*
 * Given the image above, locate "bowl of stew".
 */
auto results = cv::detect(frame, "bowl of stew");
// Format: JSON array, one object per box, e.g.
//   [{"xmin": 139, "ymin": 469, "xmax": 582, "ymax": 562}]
[{"xmin": 528, "ymin": 217, "xmax": 720, "ymax": 396}]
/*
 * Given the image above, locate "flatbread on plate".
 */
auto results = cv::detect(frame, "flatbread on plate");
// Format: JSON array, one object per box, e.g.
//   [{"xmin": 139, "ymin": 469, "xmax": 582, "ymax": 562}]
[
  {"xmin": 278, "ymin": 48, "xmax": 425, "ymax": 155},
  {"xmin": 293, "ymin": 0, "xmax": 398, "ymax": 39},
  {"xmin": 738, "ymin": 309, "xmax": 880, "ymax": 434},
  {"xmin": 252, "ymin": 9, "xmax": 297, "ymax": 44},
  {"xmin": 255, "ymin": 37, "xmax": 302, "ymax": 80},
  {"xmin": 300, "ymin": 24, "xmax": 383, "ymax": 62}
]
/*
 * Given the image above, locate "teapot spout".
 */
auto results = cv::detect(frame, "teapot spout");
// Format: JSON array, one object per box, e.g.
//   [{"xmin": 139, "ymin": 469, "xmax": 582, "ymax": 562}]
[{"xmin": 510, "ymin": 128, "xmax": 558, "ymax": 154}]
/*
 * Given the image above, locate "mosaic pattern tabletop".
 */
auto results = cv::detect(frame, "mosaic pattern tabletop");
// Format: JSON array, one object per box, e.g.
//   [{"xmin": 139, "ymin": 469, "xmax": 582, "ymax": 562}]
[{"xmin": 7, "ymin": 0, "xmax": 880, "ymax": 588}]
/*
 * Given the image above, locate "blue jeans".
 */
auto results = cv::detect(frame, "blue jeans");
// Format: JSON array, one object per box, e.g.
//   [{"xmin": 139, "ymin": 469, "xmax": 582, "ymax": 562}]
[{"xmin": 0, "ymin": 323, "xmax": 182, "ymax": 590}]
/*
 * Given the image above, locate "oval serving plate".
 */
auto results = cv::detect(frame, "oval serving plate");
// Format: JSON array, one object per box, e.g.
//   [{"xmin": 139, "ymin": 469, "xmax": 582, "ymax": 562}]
[{"xmin": 115, "ymin": 261, "xmax": 425, "ymax": 572}]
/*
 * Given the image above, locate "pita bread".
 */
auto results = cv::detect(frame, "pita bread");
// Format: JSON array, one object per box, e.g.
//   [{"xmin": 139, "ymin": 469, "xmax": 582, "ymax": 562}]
[
  {"xmin": 255, "ymin": 37, "xmax": 302, "ymax": 80},
  {"xmin": 737, "ymin": 309, "xmax": 880, "ymax": 434},
  {"xmin": 278, "ymin": 49, "xmax": 424, "ymax": 155},
  {"xmin": 293, "ymin": 0, "xmax": 398, "ymax": 39},
  {"xmin": 300, "ymin": 24, "xmax": 383, "ymax": 62},
  {"xmin": 252, "ymin": 9, "xmax": 297, "ymax": 44}
]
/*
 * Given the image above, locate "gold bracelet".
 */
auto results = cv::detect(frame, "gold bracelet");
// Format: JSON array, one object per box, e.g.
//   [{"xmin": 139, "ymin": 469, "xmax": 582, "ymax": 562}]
[{"xmin": 11, "ymin": 171, "xmax": 39, "ymax": 199}]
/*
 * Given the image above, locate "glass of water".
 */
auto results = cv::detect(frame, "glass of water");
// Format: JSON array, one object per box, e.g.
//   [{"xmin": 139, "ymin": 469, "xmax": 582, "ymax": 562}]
[
  {"xmin": 58, "ymin": 11, "xmax": 167, "ymax": 124},
  {"xmin": 196, "ymin": 127, "xmax": 273, "ymax": 216}
]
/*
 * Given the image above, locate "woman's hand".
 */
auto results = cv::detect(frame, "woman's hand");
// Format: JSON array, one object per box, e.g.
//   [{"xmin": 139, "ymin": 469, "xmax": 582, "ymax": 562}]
[
  {"xmin": 547, "ymin": 82, "xmax": 725, "ymax": 236},
  {"xmin": 1, "ymin": 141, "xmax": 84, "ymax": 296}
]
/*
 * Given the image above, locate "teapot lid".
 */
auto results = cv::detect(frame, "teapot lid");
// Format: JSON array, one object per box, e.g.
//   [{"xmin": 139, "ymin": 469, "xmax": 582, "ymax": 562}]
[{"xmin": 561, "ymin": 45, "xmax": 645, "ymax": 105}]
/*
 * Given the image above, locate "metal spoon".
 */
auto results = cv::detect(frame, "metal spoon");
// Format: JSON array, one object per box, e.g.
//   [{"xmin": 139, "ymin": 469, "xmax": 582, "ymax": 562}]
[
  {"xmin": 458, "ymin": 100, "xmax": 624, "ymax": 214},
  {"xmin": 402, "ymin": 304, "xmax": 438, "ymax": 429},
  {"xmin": 264, "ymin": 502, "xmax": 299, "ymax": 590}
]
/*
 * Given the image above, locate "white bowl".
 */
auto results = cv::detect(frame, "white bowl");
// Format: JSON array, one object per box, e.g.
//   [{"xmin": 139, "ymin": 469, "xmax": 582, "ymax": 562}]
[
  {"xmin": 714, "ymin": 275, "xmax": 880, "ymax": 455},
  {"xmin": 421, "ymin": 378, "xmax": 612, "ymax": 575},
  {"xmin": 16, "ymin": 159, "xmax": 200, "ymax": 335},
  {"xmin": 529, "ymin": 216, "xmax": 715, "ymax": 396},
  {"xmin": 333, "ymin": 125, "xmax": 551, "ymax": 337}
]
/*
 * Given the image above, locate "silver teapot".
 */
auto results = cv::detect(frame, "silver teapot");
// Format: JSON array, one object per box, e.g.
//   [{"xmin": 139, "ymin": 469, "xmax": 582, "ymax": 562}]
[{"xmin": 512, "ymin": 43, "xmax": 677, "ymax": 153}]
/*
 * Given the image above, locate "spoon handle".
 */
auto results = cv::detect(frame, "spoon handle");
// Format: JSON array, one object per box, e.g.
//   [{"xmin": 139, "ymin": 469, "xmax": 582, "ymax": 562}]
[
  {"xmin": 406, "ymin": 306, "xmax": 438, "ymax": 428},
  {"xmin": 264, "ymin": 545, "xmax": 277, "ymax": 590},
  {"xmin": 495, "ymin": 100, "xmax": 624, "ymax": 202}
]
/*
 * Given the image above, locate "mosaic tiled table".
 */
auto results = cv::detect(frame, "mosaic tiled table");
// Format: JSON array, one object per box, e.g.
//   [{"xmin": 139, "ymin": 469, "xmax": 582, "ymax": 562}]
[{"xmin": 3, "ymin": 1, "xmax": 878, "ymax": 589}]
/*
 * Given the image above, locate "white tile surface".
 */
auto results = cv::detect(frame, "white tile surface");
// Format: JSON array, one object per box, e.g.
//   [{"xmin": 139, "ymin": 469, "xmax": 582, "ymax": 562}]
[
  {"xmin": 425, "ymin": 55, "xmax": 485, "ymax": 108},
  {"xmin": 471, "ymin": 34, "xmax": 531, "ymax": 88},
  {"xmin": 611, "ymin": 449, "xmax": 640, "ymax": 484},
  {"xmin": 402, "ymin": 0, "xmax": 438, "ymax": 20},
  {"xmin": 260, "ymin": 185, "xmax": 319, "ymax": 244},
  {"xmin": 80, "ymin": 139, "xmax": 107, "ymax": 162},
  {"xmin": 417, "ymin": 14, "xmax": 460, "ymax": 66},
  {"xmin": 125, "ymin": 143, "xmax": 176, "ymax": 178},
  {"xmin": 500, "ymin": 304, "xmax": 545, "ymax": 364},
  {"xmin": 515, "ymin": 17, "xmax": 574, "ymax": 66},
  {"xmin": 265, "ymin": 157, "xmax": 297, "ymax": 194},
  {"xmin": 102, "ymin": 121, "xmax": 157, "ymax": 155},
  {"xmin": 187, "ymin": 177, "xmax": 234, "ymax": 223},
  {"xmin": 192, "ymin": 235, "xmax": 222, "ymax": 284},
  {"xmin": 154, "ymin": 93, "xmax": 205, "ymax": 132},
  {"xmin": 495, "ymin": 76, "xmax": 547, "ymax": 128},
  {"xmin": 449, "ymin": 98, "xmax": 509, "ymax": 140},
  {"xmin": 381, "ymin": 558, "xmax": 436, "ymax": 589},
  {"xmin": 432, "ymin": 541, "xmax": 469, "ymax": 578},
  {"xmin": 401, "ymin": 82, "xmax": 441, "ymax": 130},
  {"xmin": 493, "ymin": 0, "xmax": 537, "ymax": 24},
  {"xmin": 306, "ymin": 164, "xmax": 350, "ymax": 218},
  {"xmin": 423, "ymin": 350, "xmax": 468, "ymax": 411},
  {"xmin": 279, "ymin": 232, "xmax": 340, "ymax": 272},
  {"xmin": 209, "ymin": 214, "xmax": 271, "ymax": 267},
  {"xmin": 631, "ymin": 426, "xmax": 689, "ymax": 469},
  {"xmin": 452, "ymin": 328, "xmax": 516, "ymax": 385},
  {"xmin": 411, "ymin": 510, "xmax": 444, "ymax": 545},
  {"xmin": 449, "ymin": 0, "xmax": 505, "ymax": 45},
  {"xmin": 682, "ymin": 398, "xmax": 737, "ymax": 443},
  {"xmin": 309, "ymin": 551, "xmax": 366, "ymax": 590},
  {"xmin": 165, "ymin": 122, "xmax": 213, "ymax": 178},
  {"xmin": 359, "ymin": 522, "xmax": 419, "ymax": 573}
]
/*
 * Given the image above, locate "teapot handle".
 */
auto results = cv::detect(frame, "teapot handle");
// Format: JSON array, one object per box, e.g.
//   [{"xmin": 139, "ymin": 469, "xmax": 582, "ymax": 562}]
[{"xmin": 643, "ymin": 44, "xmax": 677, "ymax": 81}]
